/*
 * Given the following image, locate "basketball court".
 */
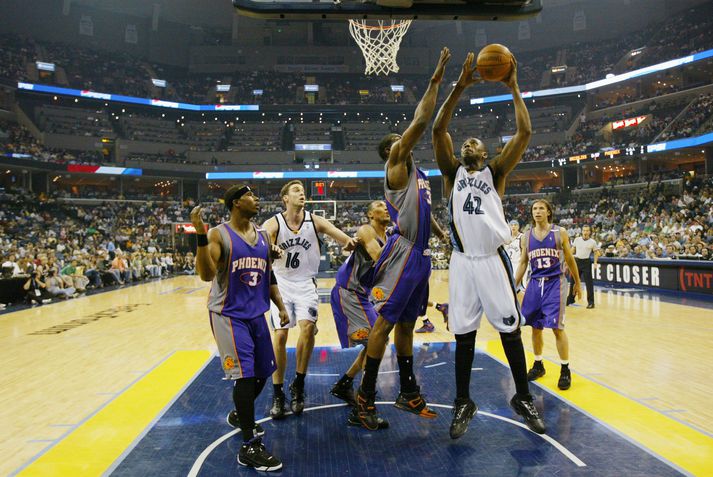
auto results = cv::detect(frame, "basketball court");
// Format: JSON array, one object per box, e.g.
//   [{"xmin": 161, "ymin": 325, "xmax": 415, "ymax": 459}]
[{"xmin": 3, "ymin": 272, "xmax": 712, "ymax": 476}]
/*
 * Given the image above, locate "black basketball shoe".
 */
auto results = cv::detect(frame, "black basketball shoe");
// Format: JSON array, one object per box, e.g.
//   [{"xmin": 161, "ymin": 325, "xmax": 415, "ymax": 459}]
[
  {"xmin": 330, "ymin": 380, "xmax": 356, "ymax": 407},
  {"xmin": 394, "ymin": 387, "xmax": 437, "ymax": 418},
  {"xmin": 237, "ymin": 437, "xmax": 282, "ymax": 472},
  {"xmin": 289, "ymin": 381, "xmax": 305, "ymax": 415},
  {"xmin": 527, "ymin": 361, "xmax": 546, "ymax": 381},
  {"xmin": 558, "ymin": 366, "xmax": 572, "ymax": 390},
  {"xmin": 347, "ymin": 406, "xmax": 389, "ymax": 429},
  {"xmin": 226, "ymin": 411, "xmax": 265, "ymax": 437},
  {"xmin": 510, "ymin": 394, "xmax": 546, "ymax": 434},
  {"xmin": 355, "ymin": 388, "xmax": 381, "ymax": 431},
  {"xmin": 449, "ymin": 398, "xmax": 478, "ymax": 439},
  {"xmin": 269, "ymin": 394, "xmax": 287, "ymax": 420}
]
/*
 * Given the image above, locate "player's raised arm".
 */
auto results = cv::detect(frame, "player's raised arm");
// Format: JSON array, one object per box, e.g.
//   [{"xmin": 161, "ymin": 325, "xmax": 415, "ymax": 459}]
[
  {"xmin": 433, "ymin": 52, "xmax": 483, "ymax": 191},
  {"xmin": 356, "ymin": 224, "xmax": 384, "ymax": 262},
  {"xmin": 560, "ymin": 228, "xmax": 582, "ymax": 301},
  {"xmin": 313, "ymin": 214, "xmax": 358, "ymax": 252},
  {"xmin": 514, "ymin": 232, "xmax": 529, "ymax": 288},
  {"xmin": 191, "ymin": 206, "xmax": 222, "ymax": 282},
  {"xmin": 489, "ymin": 58, "xmax": 532, "ymax": 195},
  {"xmin": 386, "ymin": 48, "xmax": 450, "ymax": 182}
]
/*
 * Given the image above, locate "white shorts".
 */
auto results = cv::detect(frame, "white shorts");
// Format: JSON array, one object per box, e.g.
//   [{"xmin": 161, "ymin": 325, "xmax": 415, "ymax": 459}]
[
  {"xmin": 270, "ymin": 277, "xmax": 319, "ymax": 330},
  {"xmin": 448, "ymin": 249, "xmax": 524, "ymax": 335}
]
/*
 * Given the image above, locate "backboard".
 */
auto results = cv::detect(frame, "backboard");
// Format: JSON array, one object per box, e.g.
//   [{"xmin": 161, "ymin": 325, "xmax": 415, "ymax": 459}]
[{"xmin": 232, "ymin": 0, "xmax": 543, "ymax": 21}]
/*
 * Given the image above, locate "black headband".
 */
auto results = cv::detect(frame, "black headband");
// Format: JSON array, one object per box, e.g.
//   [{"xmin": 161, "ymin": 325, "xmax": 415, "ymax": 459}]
[{"xmin": 226, "ymin": 186, "xmax": 252, "ymax": 211}]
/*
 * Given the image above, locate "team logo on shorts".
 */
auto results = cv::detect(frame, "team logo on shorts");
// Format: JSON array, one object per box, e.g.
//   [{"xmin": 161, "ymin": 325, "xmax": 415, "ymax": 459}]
[
  {"xmin": 372, "ymin": 287, "xmax": 385, "ymax": 301},
  {"xmin": 350, "ymin": 328, "xmax": 370, "ymax": 344},
  {"xmin": 308, "ymin": 307, "xmax": 318, "ymax": 318},
  {"xmin": 502, "ymin": 316, "xmax": 516, "ymax": 326},
  {"xmin": 223, "ymin": 356, "xmax": 235, "ymax": 370}
]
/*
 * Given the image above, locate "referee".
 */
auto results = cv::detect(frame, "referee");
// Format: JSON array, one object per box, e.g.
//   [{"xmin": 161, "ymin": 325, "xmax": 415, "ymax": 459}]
[{"xmin": 568, "ymin": 225, "xmax": 600, "ymax": 309}]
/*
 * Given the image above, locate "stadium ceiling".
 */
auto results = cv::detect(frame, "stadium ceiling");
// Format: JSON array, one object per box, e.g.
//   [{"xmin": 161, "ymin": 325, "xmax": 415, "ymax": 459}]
[{"xmin": 71, "ymin": 0, "xmax": 237, "ymax": 28}]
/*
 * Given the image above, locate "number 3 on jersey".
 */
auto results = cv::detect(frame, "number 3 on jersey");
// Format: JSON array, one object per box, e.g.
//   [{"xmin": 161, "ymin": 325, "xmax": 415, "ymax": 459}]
[
  {"xmin": 285, "ymin": 252, "xmax": 300, "ymax": 269},
  {"xmin": 462, "ymin": 193, "xmax": 485, "ymax": 215}
]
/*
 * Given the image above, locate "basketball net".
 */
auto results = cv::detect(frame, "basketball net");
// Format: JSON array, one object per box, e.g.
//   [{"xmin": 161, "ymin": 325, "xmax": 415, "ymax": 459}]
[{"xmin": 348, "ymin": 19, "xmax": 412, "ymax": 75}]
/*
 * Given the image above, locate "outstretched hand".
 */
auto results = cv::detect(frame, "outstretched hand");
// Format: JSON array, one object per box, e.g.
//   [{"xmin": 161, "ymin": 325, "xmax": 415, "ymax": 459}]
[
  {"xmin": 502, "ymin": 56, "xmax": 519, "ymax": 90},
  {"xmin": 190, "ymin": 206, "xmax": 206, "ymax": 233},
  {"xmin": 457, "ymin": 52, "xmax": 484, "ymax": 89},
  {"xmin": 431, "ymin": 47, "xmax": 452, "ymax": 84}
]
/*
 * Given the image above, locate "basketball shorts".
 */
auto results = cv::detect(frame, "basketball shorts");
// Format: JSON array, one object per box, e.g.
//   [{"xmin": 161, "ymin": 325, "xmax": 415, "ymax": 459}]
[
  {"xmin": 370, "ymin": 234, "xmax": 431, "ymax": 324},
  {"xmin": 448, "ymin": 248, "xmax": 524, "ymax": 335},
  {"xmin": 210, "ymin": 311, "xmax": 277, "ymax": 380},
  {"xmin": 418, "ymin": 283, "xmax": 430, "ymax": 317},
  {"xmin": 522, "ymin": 274, "xmax": 568, "ymax": 330},
  {"xmin": 270, "ymin": 276, "xmax": 319, "ymax": 330},
  {"xmin": 331, "ymin": 285, "xmax": 377, "ymax": 349}
]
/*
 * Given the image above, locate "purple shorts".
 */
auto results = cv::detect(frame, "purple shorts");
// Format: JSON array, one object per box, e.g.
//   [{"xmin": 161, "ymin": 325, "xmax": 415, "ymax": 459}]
[
  {"xmin": 521, "ymin": 275, "xmax": 568, "ymax": 330},
  {"xmin": 370, "ymin": 234, "xmax": 431, "ymax": 324},
  {"xmin": 210, "ymin": 311, "xmax": 277, "ymax": 380},
  {"xmin": 331, "ymin": 286, "xmax": 377, "ymax": 349}
]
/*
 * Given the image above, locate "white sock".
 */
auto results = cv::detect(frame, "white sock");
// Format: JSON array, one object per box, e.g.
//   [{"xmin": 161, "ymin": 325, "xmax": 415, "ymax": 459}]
[
  {"xmin": 534, "ymin": 355, "xmax": 543, "ymax": 362},
  {"xmin": 561, "ymin": 360, "xmax": 569, "ymax": 366}
]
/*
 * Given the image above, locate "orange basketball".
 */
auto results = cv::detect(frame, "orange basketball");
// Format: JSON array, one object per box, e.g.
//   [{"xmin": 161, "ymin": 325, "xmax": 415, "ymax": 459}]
[{"xmin": 476, "ymin": 44, "xmax": 514, "ymax": 82}]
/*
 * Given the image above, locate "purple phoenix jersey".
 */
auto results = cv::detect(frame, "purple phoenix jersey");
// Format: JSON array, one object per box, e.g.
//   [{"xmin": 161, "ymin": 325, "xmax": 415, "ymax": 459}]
[
  {"xmin": 527, "ymin": 225, "xmax": 564, "ymax": 280},
  {"xmin": 385, "ymin": 162, "xmax": 432, "ymax": 251},
  {"xmin": 208, "ymin": 223, "xmax": 271, "ymax": 320}
]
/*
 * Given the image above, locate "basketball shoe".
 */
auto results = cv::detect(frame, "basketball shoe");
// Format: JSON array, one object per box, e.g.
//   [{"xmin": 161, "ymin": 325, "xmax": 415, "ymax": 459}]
[
  {"xmin": 450, "ymin": 398, "xmax": 478, "ymax": 439},
  {"xmin": 347, "ymin": 407, "xmax": 389, "ymax": 429},
  {"xmin": 330, "ymin": 380, "xmax": 356, "ymax": 407},
  {"xmin": 289, "ymin": 381, "xmax": 305, "ymax": 415},
  {"xmin": 394, "ymin": 386, "xmax": 437, "ymax": 418},
  {"xmin": 355, "ymin": 388, "xmax": 381, "ymax": 431},
  {"xmin": 415, "ymin": 319, "xmax": 435, "ymax": 333},
  {"xmin": 237, "ymin": 437, "xmax": 282, "ymax": 472},
  {"xmin": 558, "ymin": 365, "xmax": 572, "ymax": 390},
  {"xmin": 527, "ymin": 360, "xmax": 546, "ymax": 381},
  {"xmin": 269, "ymin": 394, "xmax": 287, "ymax": 420},
  {"xmin": 510, "ymin": 394, "xmax": 546, "ymax": 434}
]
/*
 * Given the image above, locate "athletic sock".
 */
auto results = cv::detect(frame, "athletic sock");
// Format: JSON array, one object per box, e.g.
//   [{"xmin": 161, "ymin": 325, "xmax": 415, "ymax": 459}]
[
  {"xmin": 294, "ymin": 372, "xmax": 306, "ymax": 389},
  {"xmin": 500, "ymin": 329, "xmax": 530, "ymax": 397},
  {"xmin": 361, "ymin": 356, "xmax": 381, "ymax": 395},
  {"xmin": 273, "ymin": 383, "xmax": 284, "ymax": 397},
  {"xmin": 455, "ymin": 330, "xmax": 477, "ymax": 400},
  {"xmin": 233, "ymin": 378, "xmax": 256, "ymax": 442},
  {"xmin": 397, "ymin": 355, "xmax": 417, "ymax": 393},
  {"xmin": 561, "ymin": 361, "xmax": 569, "ymax": 367},
  {"xmin": 534, "ymin": 355, "xmax": 543, "ymax": 362}
]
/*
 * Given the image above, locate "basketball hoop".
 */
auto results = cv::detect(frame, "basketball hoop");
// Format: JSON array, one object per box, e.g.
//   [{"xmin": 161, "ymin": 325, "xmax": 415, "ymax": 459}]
[{"xmin": 348, "ymin": 19, "xmax": 412, "ymax": 76}]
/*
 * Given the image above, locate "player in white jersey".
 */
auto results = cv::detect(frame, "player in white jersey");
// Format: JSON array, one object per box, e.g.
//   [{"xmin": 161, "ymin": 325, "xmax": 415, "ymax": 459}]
[
  {"xmin": 433, "ymin": 52, "xmax": 545, "ymax": 438},
  {"xmin": 505, "ymin": 220, "xmax": 527, "ymax": 291},
  {"xmin": 262, "ymin": 180, "xmax": 357, "ymax": 419}
]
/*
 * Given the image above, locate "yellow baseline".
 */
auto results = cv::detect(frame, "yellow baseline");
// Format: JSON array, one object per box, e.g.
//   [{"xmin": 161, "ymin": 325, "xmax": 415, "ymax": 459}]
[
  {"xmin": 485, "ymin": 341, "xmax": 713, "ymax": 476},
  {"xmin": 18, "ymin": 350, "xmax": 212, "ymax": 477}
]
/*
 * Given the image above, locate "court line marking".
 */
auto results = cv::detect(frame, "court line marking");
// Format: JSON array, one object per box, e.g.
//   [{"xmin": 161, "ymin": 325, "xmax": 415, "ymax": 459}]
[
  {"xmin": 310, "ymin": 373, "xmax": 340, "ymax": 377},
  {"xmin": 9, "ymin": 351, "xmax": 176, "ymax": 477},
  {"xmin": 11, "ymin": 350, "xmax": 211, "ymax": 477},
  {"xmin": 484, "ymin": 341, "xmax": 704, "ymax": 477},
  {"xmin": 424, "ymin": 362, "xmax": 447, "ymax": 368},
  {"xmin": 187, "ymin": 401, "xmax": 585, "ymax": 476},
  {"xmin": 103, "ymin": 351, "xmax": 217, "ymax": 476}
]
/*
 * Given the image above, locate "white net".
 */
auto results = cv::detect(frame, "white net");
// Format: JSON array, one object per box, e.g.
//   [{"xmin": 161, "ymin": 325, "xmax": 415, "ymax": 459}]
[{"xmin": 348, "ymin": 19, "xmax": 412, "ymax": 76}]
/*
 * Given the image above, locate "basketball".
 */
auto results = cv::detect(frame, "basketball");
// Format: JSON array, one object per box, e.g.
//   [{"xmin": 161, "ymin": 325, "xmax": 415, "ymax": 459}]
[{"xmin": 476, "ymin": 44, "xmax": 514, "ymax": 82}]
